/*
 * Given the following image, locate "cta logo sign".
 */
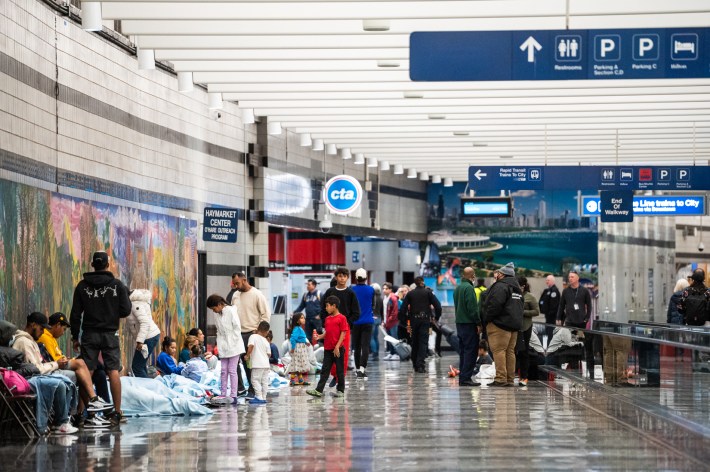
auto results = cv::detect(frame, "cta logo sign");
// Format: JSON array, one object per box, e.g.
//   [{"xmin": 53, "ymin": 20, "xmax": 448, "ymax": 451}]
[{"xmin": 323, "ymin": 175, "xmax": 363, "ymax": 215}]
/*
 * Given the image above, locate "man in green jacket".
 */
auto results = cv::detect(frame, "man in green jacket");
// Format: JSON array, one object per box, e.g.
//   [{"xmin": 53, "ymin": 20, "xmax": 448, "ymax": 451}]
[{"xmin": 454, "ymin": 267, "xmax": 481, "ymax": 387}]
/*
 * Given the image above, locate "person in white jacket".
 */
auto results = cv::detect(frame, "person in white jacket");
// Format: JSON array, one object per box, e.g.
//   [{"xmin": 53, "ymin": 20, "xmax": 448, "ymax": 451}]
[
  {"xmin": 127, "ymin": 289, "xmax": 162, "ymax": 378},
  {"xmin": 206, "ymin": 293, "xmax": 246, "ymax": 402}
]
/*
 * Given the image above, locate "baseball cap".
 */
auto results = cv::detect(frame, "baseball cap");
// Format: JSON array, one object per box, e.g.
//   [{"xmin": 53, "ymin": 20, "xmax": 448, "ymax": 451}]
[
  {"xmin": 27, "ymin": 312, "xmax": 49, "ymax": 329},
  {"xmin": 49, "ymin": 312, "xmax": 71, "ymax": 328},
  {"xmin": 355, "ymin": 268, "xmax": 368, "ymax": 280},
  {"xmin": 91, "ymin": 251, "xmax": 109, "ymax": 269}
]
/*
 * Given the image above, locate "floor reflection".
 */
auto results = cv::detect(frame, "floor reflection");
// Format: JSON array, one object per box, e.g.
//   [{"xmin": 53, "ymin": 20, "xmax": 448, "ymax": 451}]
[{"xmin": 0, "ymin": 354, "xmax": 706, "ymax": 470}]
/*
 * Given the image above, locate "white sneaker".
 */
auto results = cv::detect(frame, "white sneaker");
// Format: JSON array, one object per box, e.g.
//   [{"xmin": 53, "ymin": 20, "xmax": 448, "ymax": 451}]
[
  {"xmin": 384, "ymin": 354, "xmax": 392, "ymax": 360},
  {"xmin": 83, "ymin": 415, "xmax": 113, "ymax": 429},
  {"xmin": 87, "ymin": 397, "xmax": 113, "ymax": 413},
  {"xmin": 55, "ymin": 422, "xmax": 78, "ymax": 435}
]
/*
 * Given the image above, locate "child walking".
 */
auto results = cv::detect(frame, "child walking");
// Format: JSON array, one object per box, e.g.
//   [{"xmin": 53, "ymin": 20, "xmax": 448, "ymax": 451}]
[
  {"xmin": 245, "ymin": 321, "xmax": 272, "ymax": 405},
  {"xmin": 206, "ymin": 294, "xmax": 245, "ymax": 404},
  {"xmin": 288, "ymin": 313, "xmax": 312, "ymax": 386},
  {"xmin": 307, "ymin": 296, "xmax": 349, "ymax": 398}
]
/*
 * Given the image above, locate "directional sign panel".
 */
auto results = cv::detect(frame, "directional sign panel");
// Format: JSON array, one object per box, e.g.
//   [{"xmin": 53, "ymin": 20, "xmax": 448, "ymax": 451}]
[
  {"xmin": 582, "ymin": 195, "xmax": 706, "ymax": 217},
  {"xmin": 410, "ymin": 28, "xmax": 710, "ymax": 81},
  {"xmin": 468, "ymin": 166, "xmax": 710, "ymax": 191}
]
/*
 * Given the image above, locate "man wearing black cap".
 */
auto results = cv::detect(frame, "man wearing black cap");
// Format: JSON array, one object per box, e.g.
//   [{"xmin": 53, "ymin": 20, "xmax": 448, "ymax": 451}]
[
  {"xmin": 70, "ymin": 251, "xmax": 131, "ymax": 425},
  {"xmin": 680, "ymin": 268, "xmax": 710, "ymax": 326}
]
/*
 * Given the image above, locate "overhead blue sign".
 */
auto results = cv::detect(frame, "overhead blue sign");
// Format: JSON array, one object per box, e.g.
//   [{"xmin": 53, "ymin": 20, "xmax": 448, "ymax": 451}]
[
  {"xmin": 410, "ymin": 28, "xmax": 710, "ymax": 81},
  {"xmin": 600, "ymin": 190, "xmax": 634, "ymax": 222},
  {"xmin": 203, "ymin": 207, "xmax": 238, "ymax": 243},
  {"xmin": 582, "ymin": 195, "xmax": 706, "ymax": 217},
  {"xmin": 323, "ymin": 175, "xmax": 363, "ymax": 215},
  {"xmin": 468, "ymin": 166, "xmax": 710, "ymax": 191}
]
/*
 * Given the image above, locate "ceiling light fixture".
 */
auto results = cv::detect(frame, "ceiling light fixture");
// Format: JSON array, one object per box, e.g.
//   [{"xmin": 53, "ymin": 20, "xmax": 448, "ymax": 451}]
[
  {"xmin": 377, "ymin": 60, "xmax": 400, "ymax": 68},
  {"xmin": 428, "ymin": 114, "xmax": 446, "ymax": 120},
  {"xmin": 419, "ymin": 172, "xmax": 429, "ymax": 181},
  {"xmin": 177, "ymin": 72, "xmax": 194, "ymax": 93},
  {"xmin": 407, "ymin": 168, "xmax": 417, "ymax": 179},
  {"xmin": 326, "ymin": 144, "xmax": 337, "ymax": 155},
  {"xmin": 443, "ymin": 178, "xmax": 454, "ymax": 187},
  {"xmin": 354, "ymin": 153, "xmax": 365, "ymax": 165},
  {"xmin": 241, "ymin": 108, "xmax": 255, "ymax": 124},
  {"xmin": 404, "ymin": 92, "xmax": 424, "ymax": 99},
  {"xmin": 379, "ymin": 161, "xmax": 390, "ymax": 171},
  {"xmin": 312, "ymin": 139, "xmax": 324, "ymax": 151},
  {"xmin": 299, "ymin": 133, "xmax": 312, "ymax": 147},
  {"xmin": 362, "ymin": 19, "xmax": 390, "ymax": 32},
  {"xmin": 267, "ymin": 121, "xmax": 282, "ymax": 135},
  {"xmin": 207, "ymin": 92, "xmax": 223, "ymax": 110},
  {"xmin": 81, "ymin": 2, "xmax": 102, "ymax": 31},
  {"xmin": 453, "ymin": 131, "xmax": 469, "ymax": 136},
  {"xmin": 393, "ymin": 164, "xmax": 404, "ymax": 175},
  {"xmin": 367, "ymin": 157, "xmax": 378, "ymax": 168},
  {"xmin": 499, "ymin": 155, "xmax": 513, "ymax": 159},
  {"xmin": 340, "ymin": 148, "xmax": 352, "ymax": 159},
  {"xmin": 137, "ymin": 48, "xmax": 156, "ymax": 70},
  {"xmin": 431, "ymin": 175, "xmax": 442, "ymax": 184},
  {"xmin": 473, "ymin": 143, "xmax": 489, "ymax": 147}
]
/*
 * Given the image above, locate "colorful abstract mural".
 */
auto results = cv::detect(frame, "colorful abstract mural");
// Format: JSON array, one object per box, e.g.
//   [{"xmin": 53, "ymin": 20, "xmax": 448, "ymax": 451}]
[{"xmin": 0, "ymin": 178, "xmax": 198, "ymax": 364}]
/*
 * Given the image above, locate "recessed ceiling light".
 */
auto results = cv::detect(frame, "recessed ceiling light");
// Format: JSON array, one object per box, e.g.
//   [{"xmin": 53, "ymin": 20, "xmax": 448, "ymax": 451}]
[
  {"xmin": 472, "ymin": 143, "xmax": 489, "ymax": 147},
  {"xmin": 377, "ymin": 60, "xmax": 400, "ymax": 68},
  {"xmin": 404, "ymin": 92, "xmax": 424, "ymax": 99},
  {"xmin": 428, "ymin": 114, "xmax": 446, "ymax": 120},
  {"xmin": 453, "ymin": 131, "xmax": 469, "ymax": 136},
  {"xmin": 499, "ymin": 155, "xmax": 513, "ymax": 159},
  {"xmin": 363, "ymin": 19, "xmax": 390, "ymax": 32}
]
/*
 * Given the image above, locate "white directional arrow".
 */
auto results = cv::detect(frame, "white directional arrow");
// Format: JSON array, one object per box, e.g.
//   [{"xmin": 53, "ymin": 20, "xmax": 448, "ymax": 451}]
[
  {"xmin": 474, "ymin": 169, "xmax": 487, "ymax": 181},
  {"xmin": 520, "ymin": 36, "xmax": 542, "ymax": 63}
]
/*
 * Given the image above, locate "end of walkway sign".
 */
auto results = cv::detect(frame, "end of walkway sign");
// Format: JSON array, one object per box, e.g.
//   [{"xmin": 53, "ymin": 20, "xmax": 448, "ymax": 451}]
[
  {"xmin": 203, "ymin": 207, "xmax": 238, "ymax": 243},
  {"xmin": 600, "ymin": 190, "xmax": 633, "ymax": 223}
]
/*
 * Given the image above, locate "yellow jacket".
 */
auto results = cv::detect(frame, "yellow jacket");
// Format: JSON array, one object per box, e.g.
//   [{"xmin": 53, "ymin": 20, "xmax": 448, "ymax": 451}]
[{"xmin": 37, "ymin": 329, "xmax": 63, "ymax": 361}]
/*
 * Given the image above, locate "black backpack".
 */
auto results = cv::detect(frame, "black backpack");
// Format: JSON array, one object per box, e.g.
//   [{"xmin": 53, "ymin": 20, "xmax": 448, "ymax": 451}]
[{"xmin": 681, "ymin": 287, "xmax": 710, "ymax": 326}]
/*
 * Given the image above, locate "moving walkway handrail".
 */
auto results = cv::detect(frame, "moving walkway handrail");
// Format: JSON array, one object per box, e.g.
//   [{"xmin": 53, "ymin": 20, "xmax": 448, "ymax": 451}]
[{"xmin": 533, "ymin": 320, "xmax": 710, "ymax": 353}]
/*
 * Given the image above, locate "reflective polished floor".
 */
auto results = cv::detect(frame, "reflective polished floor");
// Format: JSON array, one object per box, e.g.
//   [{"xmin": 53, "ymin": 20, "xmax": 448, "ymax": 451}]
[{"xmin": 1, "ymin": 354, "xmax": 708, "ymax": 471}]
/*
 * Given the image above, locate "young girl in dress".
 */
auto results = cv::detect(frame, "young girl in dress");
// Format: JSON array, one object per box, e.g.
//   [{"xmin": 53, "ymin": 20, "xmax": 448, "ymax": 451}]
[{"xmin": 288, "ymin": 313, "xmax": 311, "ymax": 386}]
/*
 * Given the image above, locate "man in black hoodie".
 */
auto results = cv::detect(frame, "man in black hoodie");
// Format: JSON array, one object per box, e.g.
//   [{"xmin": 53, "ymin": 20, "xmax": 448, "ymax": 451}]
[
  {"xmin": 70, "ymin": 251, "xmax": 131, "ymax": 424},
  {"xmin": 483, "ymin": 262, "xmax": 523, "ymax": 387}
]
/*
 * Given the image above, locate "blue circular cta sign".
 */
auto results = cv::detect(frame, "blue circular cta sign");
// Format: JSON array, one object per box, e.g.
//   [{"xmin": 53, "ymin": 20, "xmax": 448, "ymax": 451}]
[{"xmin": 323, "ymin": 175, "xmax": 363, "ymax": 215}]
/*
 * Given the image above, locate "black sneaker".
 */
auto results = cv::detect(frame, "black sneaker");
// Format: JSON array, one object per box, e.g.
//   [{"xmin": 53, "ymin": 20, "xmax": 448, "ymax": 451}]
[
  {"xmin": 328, "ymin": 377, "xmax": 337, "ymax": 388},
  {"xmin": 237, "ymin": 390, "xmax": 249, "ymax": 398},
  {"xmin": 106, "ymin": 411, "xmax": 127, "ymax": 425}
]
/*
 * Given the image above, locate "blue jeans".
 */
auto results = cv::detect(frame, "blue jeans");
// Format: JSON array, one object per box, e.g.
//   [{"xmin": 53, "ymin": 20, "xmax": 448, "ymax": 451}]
[
  {"xmin": 370, "ymin": 318, "xmax": 381, "ymax": 357},
  {"xmin": 457, "ymin": 323, "xmax": 479, "ymax": 382},
  {"xmin": 132, "ymin": 334, "xmax": 160, "ymax": 378},
  {"xmin": 29, "ymin": 374, "xmax": 78, "ymax": 432},
  {"xmin": 386, "ymin": 326, "xmax": 398, "ymax": 355}
]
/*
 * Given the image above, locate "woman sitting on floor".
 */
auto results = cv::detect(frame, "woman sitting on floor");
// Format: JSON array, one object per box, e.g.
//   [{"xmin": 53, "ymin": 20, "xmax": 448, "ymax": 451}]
[{"xmin": 156, "ymin": 336, "xmax": 184, "ymax": 376}]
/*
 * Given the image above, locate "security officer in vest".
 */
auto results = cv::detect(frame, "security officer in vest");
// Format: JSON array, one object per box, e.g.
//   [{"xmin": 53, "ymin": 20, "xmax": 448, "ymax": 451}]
[{"xmin": 399, "ymin": 277, "xmax": 442, "ymax": 373}]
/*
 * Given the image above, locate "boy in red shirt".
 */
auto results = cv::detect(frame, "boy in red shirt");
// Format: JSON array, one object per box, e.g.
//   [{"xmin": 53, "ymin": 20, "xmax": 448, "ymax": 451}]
[{"xmin": 307, "ymin": 296, "xmax": 349, "ymax": 398}]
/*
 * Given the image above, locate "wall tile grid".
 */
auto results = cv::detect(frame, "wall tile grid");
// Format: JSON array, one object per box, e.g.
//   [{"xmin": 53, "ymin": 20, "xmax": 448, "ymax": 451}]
[{"xmin": 1, "ymin": 0, "xmax": 258, "ymax": 297}]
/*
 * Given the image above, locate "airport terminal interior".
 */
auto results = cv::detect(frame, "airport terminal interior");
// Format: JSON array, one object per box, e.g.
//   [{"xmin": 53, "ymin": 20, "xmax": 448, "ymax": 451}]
[{"xmin": 1, "ymin": 0, "xmax": 709, "ymax": 470}]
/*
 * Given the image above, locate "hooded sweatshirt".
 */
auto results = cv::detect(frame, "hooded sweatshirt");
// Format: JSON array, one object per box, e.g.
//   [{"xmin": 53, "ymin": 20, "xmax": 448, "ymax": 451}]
[
  {"xmin": 70, "ymin": 271, "xmax": 132, "ymax": 340},
  {"xmin": 12, "ymin": 330, "xmax": 59, "ymax": 375},
  {"xmin": 483, "ymin": 275, "xmax": 523, "ymax": 332}
]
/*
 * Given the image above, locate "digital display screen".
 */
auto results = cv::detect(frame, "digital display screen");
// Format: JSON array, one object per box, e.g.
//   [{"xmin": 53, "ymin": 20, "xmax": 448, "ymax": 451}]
[{"xmin": 460, "ymin": 197, "xmax": 513, "ymax": 217}]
